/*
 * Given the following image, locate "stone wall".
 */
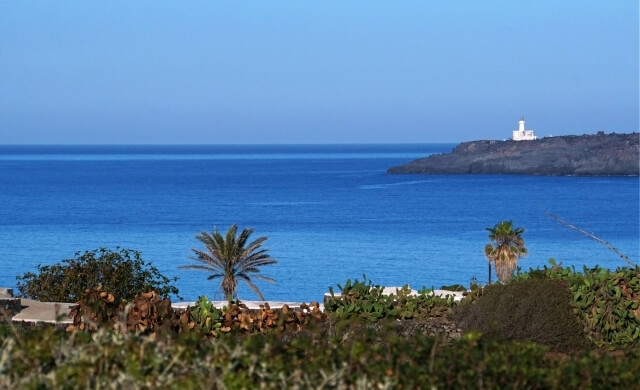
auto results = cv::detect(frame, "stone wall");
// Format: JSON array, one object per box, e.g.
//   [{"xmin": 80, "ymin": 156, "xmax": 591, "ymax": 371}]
[
  {"xmin": 338, "ymin": 316, "xmax": 463, "ymax": 344},
  {"xmin": 393, "ymin": 316, "xmax": 462, "ymax": 340}
]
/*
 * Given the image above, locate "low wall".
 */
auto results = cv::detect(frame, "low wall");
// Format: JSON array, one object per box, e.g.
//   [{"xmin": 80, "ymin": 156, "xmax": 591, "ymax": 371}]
[
  {"xmin": 337, "ymin": 316, "xmax": 462, "ymax": 344},
  {"xmin": 394, "ymin": 317, "xmax": 463, "ymax": 340}
]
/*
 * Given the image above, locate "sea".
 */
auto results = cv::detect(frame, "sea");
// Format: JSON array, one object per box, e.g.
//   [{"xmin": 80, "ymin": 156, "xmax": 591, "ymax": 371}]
[{"xmin": 0, "ymin": 144, "xmax": 638, "ymax": 302}]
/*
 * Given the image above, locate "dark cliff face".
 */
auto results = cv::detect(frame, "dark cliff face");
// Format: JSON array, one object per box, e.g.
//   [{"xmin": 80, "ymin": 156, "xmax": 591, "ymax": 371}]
[{"xmin": 388, "ymin": 132, "xmax": 640, "ymax": 176}]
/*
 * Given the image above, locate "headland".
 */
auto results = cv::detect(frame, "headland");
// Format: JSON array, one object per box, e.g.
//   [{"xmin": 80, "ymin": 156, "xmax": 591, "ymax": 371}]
[{"xmin": 388, "ymin": 132, "xmax": 639, "ymax": 176}]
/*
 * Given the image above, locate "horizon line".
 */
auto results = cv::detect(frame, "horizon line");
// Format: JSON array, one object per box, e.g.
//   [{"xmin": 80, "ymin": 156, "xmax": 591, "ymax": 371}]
[{"xmin": 0, "ymin": 141, "xmax": 461, "ymax": 147}]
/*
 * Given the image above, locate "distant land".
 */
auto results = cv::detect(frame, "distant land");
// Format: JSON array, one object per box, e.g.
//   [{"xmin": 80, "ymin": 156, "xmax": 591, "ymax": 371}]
[{"xmin": 388, "ymin": 132, "xmax": 639, "ymax": 176}]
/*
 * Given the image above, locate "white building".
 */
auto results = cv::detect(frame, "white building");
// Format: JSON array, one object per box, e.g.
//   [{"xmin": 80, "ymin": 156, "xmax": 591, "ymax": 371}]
[{"xmin": 512, "ymin": 117, "xmax": 537, "ymax": 141}]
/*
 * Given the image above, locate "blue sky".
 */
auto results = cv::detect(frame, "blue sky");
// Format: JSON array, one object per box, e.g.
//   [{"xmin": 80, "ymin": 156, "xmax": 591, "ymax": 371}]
[{"xmin": 1, "ymin": 1, "xmax": 637, "ymax": 144}]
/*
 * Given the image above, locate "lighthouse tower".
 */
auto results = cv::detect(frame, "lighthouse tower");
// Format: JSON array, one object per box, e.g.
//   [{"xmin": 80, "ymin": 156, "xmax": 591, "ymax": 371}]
[{"xmin": 512, "ymin": 117, "xmax": 537, "ymax": 141}]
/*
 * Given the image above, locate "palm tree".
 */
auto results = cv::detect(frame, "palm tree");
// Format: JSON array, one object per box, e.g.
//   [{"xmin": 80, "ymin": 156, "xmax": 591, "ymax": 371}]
[
  {"xmin": 180, "ymin": 224, "xmax": 277, "ymax": 301},
  {"xmin": 484, "ymin": 221, "xmax": 528, "ymax": 283}
]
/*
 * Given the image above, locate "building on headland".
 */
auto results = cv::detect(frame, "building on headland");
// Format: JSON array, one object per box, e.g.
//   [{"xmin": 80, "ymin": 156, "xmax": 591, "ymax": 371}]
[{"xmin": 512, "ymin": 117, "xmax": 537, "ymax": 141}]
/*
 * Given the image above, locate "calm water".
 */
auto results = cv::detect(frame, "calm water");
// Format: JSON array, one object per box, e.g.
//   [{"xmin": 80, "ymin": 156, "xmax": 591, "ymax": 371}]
[{"xmin": 0, "ymin": 144, "xmax": 638, "ymax": 302}]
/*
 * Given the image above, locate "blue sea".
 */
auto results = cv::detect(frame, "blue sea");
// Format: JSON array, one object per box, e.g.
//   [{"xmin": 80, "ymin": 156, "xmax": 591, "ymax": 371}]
[{"xmin": 0, "ymin": 144, "xmax": 638, "ymax": 302}]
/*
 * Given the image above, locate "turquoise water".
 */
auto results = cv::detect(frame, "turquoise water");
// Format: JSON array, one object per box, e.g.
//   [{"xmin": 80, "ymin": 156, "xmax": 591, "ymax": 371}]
[{"xmin": 0, "ymin": 144, "xmax": 638, "ymax": 302}]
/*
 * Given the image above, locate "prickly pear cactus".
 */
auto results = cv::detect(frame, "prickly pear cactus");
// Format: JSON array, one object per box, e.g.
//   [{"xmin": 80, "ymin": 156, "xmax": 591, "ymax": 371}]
[
  {"xmin": 67, "ymin": 285, "xmax": 119, "ymax": 332},
  {"xmin": 125, "ymin": 290, "xmax": 173, "ymax": 334},
  {"xmin": 571, "ymin": 267, "xmax": 640, "ymax": 348},
  {"xmin": 547, "ymin": 264, "xmax": 640, "ymax": 349}
]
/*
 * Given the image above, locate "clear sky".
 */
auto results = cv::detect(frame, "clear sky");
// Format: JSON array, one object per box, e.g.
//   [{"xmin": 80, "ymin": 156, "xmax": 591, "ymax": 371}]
[{"xmin": 1, "ymin": 1, "xmax": 638, "ymax": 144}]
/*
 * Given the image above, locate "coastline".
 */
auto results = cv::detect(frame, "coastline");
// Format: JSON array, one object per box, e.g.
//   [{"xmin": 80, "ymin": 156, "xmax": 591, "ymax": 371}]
[{"xmin": 388, "ymin": 132, "xmax": 640, "ymax": 176}]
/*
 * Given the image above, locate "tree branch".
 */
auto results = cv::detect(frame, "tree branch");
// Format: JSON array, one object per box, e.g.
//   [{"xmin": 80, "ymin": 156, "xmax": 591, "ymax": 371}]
[{"xmin": 544, "ymin": 210, "xmax": 637, "ymax": 267}]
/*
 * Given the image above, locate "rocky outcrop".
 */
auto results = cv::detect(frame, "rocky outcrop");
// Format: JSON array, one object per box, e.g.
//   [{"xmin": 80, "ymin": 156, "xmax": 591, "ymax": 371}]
[{"xmin": 388, "ymin": 132, "xmax": 639, "ymax": 176}]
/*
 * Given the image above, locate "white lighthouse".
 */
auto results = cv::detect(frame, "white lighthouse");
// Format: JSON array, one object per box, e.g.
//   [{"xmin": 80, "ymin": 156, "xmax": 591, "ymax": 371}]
[{"xmin": 512, "ymin": 117, "xmax": 537, "ymax": 141}]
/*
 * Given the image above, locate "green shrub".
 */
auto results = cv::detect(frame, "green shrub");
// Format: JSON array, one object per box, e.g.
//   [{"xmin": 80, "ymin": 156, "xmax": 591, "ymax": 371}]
[
  {"xmin": 455, "ymin": 278, "xmax": 589, "ymax": 352},
  {"xmin": 512, "ymin": 262, "xmax": 640, "ymax": 349},
  {"xmin": 16, "ymin": 248, "xmax": 180, "ymax": 302},
  {"xmin": 2, "ymin": 322, "xmax": 639, "ymax": 389},
  {"xmin": 440, "ymin": 283, "xmax": 467, "ymax": 292},
  {"xmin": 188, "ymin": 296, "xmax": 224, "ymax": 335},
  {"xmin": 546, "ymin": 264, "xmax": 640, "ymax": 349},
  {"xmin": 325, "ymin": 276, "xmax": 457, "ymax": 323}
]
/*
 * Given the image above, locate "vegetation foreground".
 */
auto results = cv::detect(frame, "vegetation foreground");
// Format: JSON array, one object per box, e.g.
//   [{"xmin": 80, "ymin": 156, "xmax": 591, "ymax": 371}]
[
  {"xmin": 2, "ymin": 262, "xmax": 640, "ymax": 389},
  {"xmin": 2, "ymin": 321, "xmax": 639, "ymax": 389}
]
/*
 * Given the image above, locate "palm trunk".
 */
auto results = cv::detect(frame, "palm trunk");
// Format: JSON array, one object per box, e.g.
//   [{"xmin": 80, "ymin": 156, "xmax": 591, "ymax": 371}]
[{"xmin": 495, "ymin": 258, "xmax": 517, "ymax": 283}]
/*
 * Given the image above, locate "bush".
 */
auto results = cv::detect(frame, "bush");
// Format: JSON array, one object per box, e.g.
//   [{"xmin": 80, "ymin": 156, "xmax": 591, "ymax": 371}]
[
  {"xmin": 440, "ymin": 283, "xmax": 467, "ymax": 292},
  {"xmin": 16, "ymin": 248, "xmax": 179, "ymax": 303},
  {"xmin": 512, "ymin": 262, "xmax": 640, "ymax": 349},
  {"xmin": 546, "ymin": 264, "xmax": 640, "ymax": 349},
  {"xmin": 325, "ymin": 276, "xmax": 457, "ymax": 323},
  {"xmin": 455, "ymin": 278, "xmax": 588, "ymax": 352},
  {"xmin": 2, "ymin": 323, "xmax": 640, "ymax": 388}
]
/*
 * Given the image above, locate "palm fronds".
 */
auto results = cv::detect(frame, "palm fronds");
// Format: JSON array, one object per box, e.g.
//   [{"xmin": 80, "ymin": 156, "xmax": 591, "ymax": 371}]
[
  {"xmin": 180, "ymin": 224, "xmax": 278, "ymax": 301},
  {"xmin": 485, "ymin": 221, "xmax": 528, "ymax": 283}
]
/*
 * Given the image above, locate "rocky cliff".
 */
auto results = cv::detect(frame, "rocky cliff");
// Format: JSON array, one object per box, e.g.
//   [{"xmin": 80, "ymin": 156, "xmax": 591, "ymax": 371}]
[{"xmin": 388, "ymin": 132, "xmax": 639, "ymax": 176}]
